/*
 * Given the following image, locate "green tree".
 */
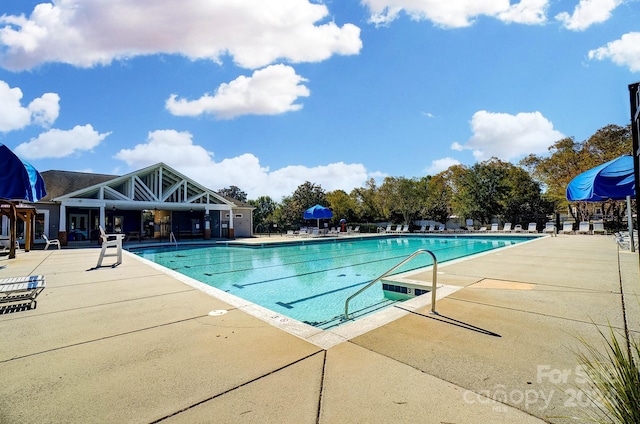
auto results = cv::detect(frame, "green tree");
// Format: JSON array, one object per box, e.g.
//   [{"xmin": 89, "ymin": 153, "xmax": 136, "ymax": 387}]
[
  {"xmin": 449, "ymin": 159, "xmax": 511, "ymax": 224},
  {"xmin": 583, "ymin": 124, "xmax": 632, "ymax": 167},
  {"xmin": 279, "ymin": 182, "xmax": 327, "ymax": 227},
  {"xmin": 422, "ymin": 174, "xmax": 451, "ymax": 224},
  {"xmin": 218, "ymin": 185, "xmax": 248, "ymax": 202},
  {"xmin": 326, "ymin": 190, "xmax": 356, "ymax": 224},
  {"xmin": 520, "ymin": 137, "xmax": 585, "ymax": 211},
  {"xmin": 378, "ymin": 176, "xmax": 426, "ymax": 224},
  {"xmin": 350, "ymin": 178, "xmax": 382, "ymax": 222},
  {"xmin": 502, "ymin": 166, "xmax": 554, "ymax": 225},
  {"xmin": 248, "ymin": 196, "xmax": 278, "ymax": 231},
  {"xmin": 440, "ymin": 164, "xmax": 468, "ymax": 219}
]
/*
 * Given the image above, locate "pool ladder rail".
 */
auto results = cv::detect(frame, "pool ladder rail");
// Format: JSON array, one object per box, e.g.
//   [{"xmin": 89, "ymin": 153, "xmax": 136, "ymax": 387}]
[
  {"xmin": 343, "ymin": 249, "xmax": 438, "ymax": 321},
  {"xmin": 169, "ymin": 231, "xmax": 178, "ymax": 247}
]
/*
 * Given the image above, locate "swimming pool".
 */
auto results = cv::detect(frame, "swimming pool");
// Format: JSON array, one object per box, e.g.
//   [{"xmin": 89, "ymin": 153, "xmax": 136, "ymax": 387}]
[{"xmin": 133, "ymin": 235, "xmax": 534, "ymax": 330}]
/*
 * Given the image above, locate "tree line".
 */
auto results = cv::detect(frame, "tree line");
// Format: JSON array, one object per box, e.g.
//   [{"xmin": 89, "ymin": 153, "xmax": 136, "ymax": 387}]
[{"xmin": 219, "ymin": 124, "xmax": 634, "ymax": 232}]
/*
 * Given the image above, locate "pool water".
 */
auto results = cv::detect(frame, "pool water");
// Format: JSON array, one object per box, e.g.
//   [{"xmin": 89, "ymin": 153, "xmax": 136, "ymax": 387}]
[{"xmin": 134, "ymin": 236, "xmax": 531, "ymax": 329}]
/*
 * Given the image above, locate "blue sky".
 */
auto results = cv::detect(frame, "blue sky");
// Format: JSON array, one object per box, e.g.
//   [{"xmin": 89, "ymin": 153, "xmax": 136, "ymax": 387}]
[{"xmin": 1, "ymin": 0, "xmax": 639, "ymax": 200}]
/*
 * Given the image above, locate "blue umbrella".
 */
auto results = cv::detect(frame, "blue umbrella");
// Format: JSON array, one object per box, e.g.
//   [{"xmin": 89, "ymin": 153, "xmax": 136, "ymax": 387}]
[
  {"xmin": 566, "ymin": 155, "xmax": 636, "ymax": 251},
  {"xmin": 304, "ymin": 204, "xmax": 333, "ymax": 228},
  {"xmin": 566, "ymin": 155, "xmax": 635, "ymax": 202},
  {"xmin": 0, "ymin": 144, "xmax": 47, "ymax": 201}
]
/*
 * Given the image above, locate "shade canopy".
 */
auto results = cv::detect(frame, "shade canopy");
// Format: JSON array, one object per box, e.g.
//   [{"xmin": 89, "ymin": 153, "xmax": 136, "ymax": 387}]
[
  {"xmin": 303, "ymin": 204, "xmax": 333, "ymax": 220},
  {"xmin": 0, "ymin": 144, "xmax": 47, "ymax": 202},
  {"xmin": 566, "ymin": 155, "xmax": 635, "ymax": 202}
]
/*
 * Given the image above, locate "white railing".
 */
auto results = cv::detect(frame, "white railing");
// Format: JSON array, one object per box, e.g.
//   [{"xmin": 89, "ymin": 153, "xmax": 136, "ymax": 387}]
[
  {"xmin": 169, "ymin": 231, "xmax": 178, "ymax": 246},
  {"xmin": 344, "ymin": 249, "xmax": 438, "ymax": 320}
]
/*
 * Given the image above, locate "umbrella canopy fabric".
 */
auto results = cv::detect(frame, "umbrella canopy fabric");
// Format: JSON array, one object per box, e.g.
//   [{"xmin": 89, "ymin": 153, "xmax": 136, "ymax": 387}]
[
  {"xmin": 566, "ymin": 155, "xmax": 635, "ymax": 202},
  {"xmin": 303, "ymin": 204, "xmax": 333, "ymax": 220},
  {"xmin": 0, "ymin": 144, "xmax": 47, "ymax": 202}
]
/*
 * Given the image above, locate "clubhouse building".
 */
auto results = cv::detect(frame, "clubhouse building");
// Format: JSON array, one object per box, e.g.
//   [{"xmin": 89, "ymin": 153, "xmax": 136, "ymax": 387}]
[{"xmin": 6, "ymin": 163, "xmax": 254, "ymax": 247}]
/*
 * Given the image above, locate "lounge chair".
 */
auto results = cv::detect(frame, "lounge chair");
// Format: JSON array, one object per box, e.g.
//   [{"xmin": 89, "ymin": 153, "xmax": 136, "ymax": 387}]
[
  {"xmin": 490, "ymin": 223, "xmax": 499, "ymax": 232},
  {"xmin": 526, "ymin": 223, "xmax": 538, "ymax": 233},
  {"xmin": 379, "ymin": 224, "xmax": 392, "ymax": 234},
  {"xmin": 413, "ymin": 225, "xmax": 426, "ymax": 233},
  {"xmin": 0, "ymin": 238, "xmax": 20, "ymax": 251},
  {"xmin": 0, "ymin": 275, "xmax": 46, "ymax": 309},
  {"xmin": 465, "ymin": 219, "xmax": 474, "ymax": 232},
  {"xmin": 436, "ymin": 224, "xmax": 446, "ymax": 232},
  {"xmin": 42, "ymin": 234, "xmax": 61, "ymax": 250},
  {"xmin": 400, "ymin": 225, "xmax": 409, "ymax": 233},
  {"xmin": 501, "ymin": 223, "xmax": 512, "ymax": 233},
  {"xmin": 592, "ymin": 221, "xmax": 606, "ymax": 235},
  {"xmin": 476, "ymin": 226, "xmax": 487, "ymax": 232},
  {"xmin": 285, "ymin": 230, "xmax": 295, "ymax": 237},
  {"xmin": 425, "ymin": 224, "xmax": 436, "ymax": 233},
  {"xmin": 513, "ymin": 224, "xmax": 523, "ymax": 232},
  {"xmin": 542, "ymin": 222, "xmax": 556, "ymax": 236},
  {"xmin": 614, "ymin": 231, "xmax": 639, "ymax": 250},
  {"xmin": 348, "ymin": 226, "xmax": 360, "ymax": 235},
  {"xmin": 577, "ymin": 221, "xmax": 590, "ymax": 234},
  {"xmin": 560, "ymin": 222, "xmax": 574, "ymax": 234}
]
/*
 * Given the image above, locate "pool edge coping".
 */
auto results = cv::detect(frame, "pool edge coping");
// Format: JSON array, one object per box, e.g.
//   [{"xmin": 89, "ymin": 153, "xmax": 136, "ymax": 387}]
[{"xmin": 126, "ymin": 234, "xmax": 548, "ymax": 349}]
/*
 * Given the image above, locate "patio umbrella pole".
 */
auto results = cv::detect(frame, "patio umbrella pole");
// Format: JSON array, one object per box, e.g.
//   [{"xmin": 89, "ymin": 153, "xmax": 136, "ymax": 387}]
[{"xmin": 627, "ymin": 195, "xmax": 635, "ymax": 252}]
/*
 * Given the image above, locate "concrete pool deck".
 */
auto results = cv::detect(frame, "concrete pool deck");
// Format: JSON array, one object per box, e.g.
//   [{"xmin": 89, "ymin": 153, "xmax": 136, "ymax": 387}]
[{"xmin": 1, "ymin": 234, "xmax": 638, "ymax": 423}]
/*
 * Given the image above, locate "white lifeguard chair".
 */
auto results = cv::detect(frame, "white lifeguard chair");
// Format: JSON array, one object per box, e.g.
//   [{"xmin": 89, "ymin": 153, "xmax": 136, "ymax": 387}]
[{"xmin": 96, "ymin": 227, "xmax": 125, "ymax": 268}]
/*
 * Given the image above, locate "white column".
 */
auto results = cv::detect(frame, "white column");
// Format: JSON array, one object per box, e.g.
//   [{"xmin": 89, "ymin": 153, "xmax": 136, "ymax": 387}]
[
  {"xmin": 59, "ymin": 204, "xmax": 67, "ymax": 232},
  {"xmin": 100, "ymin": 206, "xmax": 106, "ymax": 230},
  {"xmin": 228, "ymin": 208, "xmax": 234, "ymax": 229}
]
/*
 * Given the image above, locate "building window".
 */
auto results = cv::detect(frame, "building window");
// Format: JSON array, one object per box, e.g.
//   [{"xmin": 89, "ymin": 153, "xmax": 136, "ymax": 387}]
[{"xmin": 235, "ymin": 214, "xmax": 243, "ymax": 219}]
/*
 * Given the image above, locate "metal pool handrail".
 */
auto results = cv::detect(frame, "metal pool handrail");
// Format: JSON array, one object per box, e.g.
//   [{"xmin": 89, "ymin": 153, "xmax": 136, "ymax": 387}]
[
  {"xmin": 344, "ymin": 249, "xmax": 438, "ymax": 320},
  {"xmin": 169, "ymin": 231, "xmax": 178, "ymax": 246}
]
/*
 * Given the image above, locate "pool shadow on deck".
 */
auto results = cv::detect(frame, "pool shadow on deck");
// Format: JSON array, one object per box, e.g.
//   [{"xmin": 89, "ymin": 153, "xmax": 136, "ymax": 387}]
[{"xmin": 397, "ymin": 307, "xmax": 502, "ymax": 337}]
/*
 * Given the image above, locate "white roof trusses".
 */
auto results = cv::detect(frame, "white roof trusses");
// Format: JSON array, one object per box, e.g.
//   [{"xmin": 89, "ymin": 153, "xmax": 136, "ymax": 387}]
[{"xmin": 53, "ymin": 163, "xmax": 234, "ymax": 208}]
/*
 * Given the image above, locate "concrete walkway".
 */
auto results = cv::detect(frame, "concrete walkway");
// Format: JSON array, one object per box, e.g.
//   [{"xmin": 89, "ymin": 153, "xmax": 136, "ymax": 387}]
[{"xmin": 0, "ymin": 235, "xmax": 638, "ymax": 423}]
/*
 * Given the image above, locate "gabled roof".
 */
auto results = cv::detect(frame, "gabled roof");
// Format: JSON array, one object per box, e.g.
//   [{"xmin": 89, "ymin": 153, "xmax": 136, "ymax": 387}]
[{"xmin": 50, "ymin": 163, "xmax": 234, "ymax": 207}]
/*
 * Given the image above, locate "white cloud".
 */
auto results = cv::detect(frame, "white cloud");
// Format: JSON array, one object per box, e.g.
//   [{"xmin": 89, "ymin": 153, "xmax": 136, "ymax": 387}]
[
  {"xmin": 166, "ymin": 65, "xmax": 310, "ymax": 119},
  {"xmin": 14, "ymin": 124, "xmax": 110, "ymax": 159},
  {"xmin": 499, "ymin": 0, "xmax": 548, "ymax": 25},
  {"xmin": 425, "ymin": 157, "xmax": 461, "ymax": 175},
  {"xmin": 0, "ymin": 81, "xmax": 60, "ymax": 132},
  {"xmin": 115, "ymin": 130, "xmax": 214, "ymax": 167},
  {"xmin": 455, "ymin": 110, "xmax": 564, "ymax": 161},
  {"xmin": 362, "ymin": 0, "xmax": 548, "ymax": 28},
  {"xmin": 0, "ymin": 0, "xmax": 362, "ymax": 71},
  {"xmin": 114, "ymin": 129, "xmax": 373, "ymax": 199},
  {"xmin": 28, "ymin": 93, "xmax": 60, "ymax": 127},
  {"xmin": 450, "ymin": 142, "xmax": 464, "ymax": 151},
  {"xmin": 588, "ymin": 32, "xmax": 640, "ymax": 72},
  {"xmin": 555, "ymin": 0, "xmax": 621, "ymax": 31}
]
